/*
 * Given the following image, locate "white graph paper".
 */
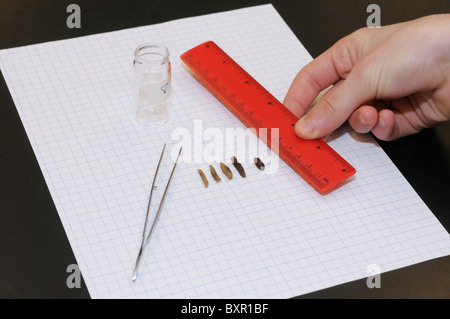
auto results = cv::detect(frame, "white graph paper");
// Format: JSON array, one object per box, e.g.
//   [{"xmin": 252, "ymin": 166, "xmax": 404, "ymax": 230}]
[{"xmin": 0, "ymin": 5, "xmax": 449, "ymax": 298}]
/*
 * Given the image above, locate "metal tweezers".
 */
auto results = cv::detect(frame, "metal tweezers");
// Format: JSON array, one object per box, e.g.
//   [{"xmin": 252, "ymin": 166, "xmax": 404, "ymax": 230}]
[{"xmin": 131, "ymin": 143, "xmax": 182, "ymax": 282}]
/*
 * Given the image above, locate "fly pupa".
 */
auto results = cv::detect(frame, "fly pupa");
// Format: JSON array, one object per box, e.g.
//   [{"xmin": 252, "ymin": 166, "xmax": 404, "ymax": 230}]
[
  {"xmin": 197, "ymin": 169, "xmax": 209, "ymax": 188},
  {"xmin": 220, "ymin": 162, "xmax": 233, "ymax": 180},
  {"xmin": 231, "ymin": 156, "xmax": 246, "ymax": 178},
  {"xmin": 254, "ymin": 157, "xmax": 265, "ymax": 171},
  {"xmin": 209, "ymin": 165, "xmax": 221, "ymax": 182}
]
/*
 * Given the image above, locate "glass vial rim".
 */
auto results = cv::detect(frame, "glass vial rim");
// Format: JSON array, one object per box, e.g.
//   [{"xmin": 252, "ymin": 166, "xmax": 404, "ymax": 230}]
[{"xmin": 134, "ymin": 43, "xmax": 170, "ymax": 65}]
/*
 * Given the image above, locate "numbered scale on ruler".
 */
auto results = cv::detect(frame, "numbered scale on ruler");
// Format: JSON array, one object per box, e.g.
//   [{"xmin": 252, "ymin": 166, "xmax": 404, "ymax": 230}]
[{"xmin": 181, "ymin": 41, "xmax": 356, "ymax": 194}]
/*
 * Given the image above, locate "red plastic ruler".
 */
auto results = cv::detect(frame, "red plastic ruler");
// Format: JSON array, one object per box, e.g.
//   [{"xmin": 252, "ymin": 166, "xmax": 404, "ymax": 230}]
[{"xmin": 181, "ymin": 41, "xmax": 356, "ymax": 194}]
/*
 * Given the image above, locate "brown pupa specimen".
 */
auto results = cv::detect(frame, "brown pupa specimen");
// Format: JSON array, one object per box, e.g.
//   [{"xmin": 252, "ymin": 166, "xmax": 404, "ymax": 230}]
[
  {"xmin": 209, "ymin": 165, "xmax": 221, "ymax": 182},
  {"xmin": 220, "ymin": 162, "xmax": 233, "ymax": 180},
  {"xmin": 231, "ymin": 156, "xmax": 246, "ymax": 178},
  {"xmin": 197, "ymin": 169, "xmax": 209, "ymax": 188},
  {"xmin": 254, "ymin": 157, "xmax": 265, "ymax": 171}
]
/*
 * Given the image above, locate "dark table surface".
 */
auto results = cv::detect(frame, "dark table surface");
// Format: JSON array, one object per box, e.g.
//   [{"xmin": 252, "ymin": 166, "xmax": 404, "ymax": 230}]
[{"xmin": 0, "ymin": 0, "xmax": 449, "ymax": 299}]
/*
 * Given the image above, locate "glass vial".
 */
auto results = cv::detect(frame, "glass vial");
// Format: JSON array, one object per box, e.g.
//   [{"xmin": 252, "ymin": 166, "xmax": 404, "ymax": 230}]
[{"xmin": 133, "ymin": 44, "xmax": 172, "ymax": 127}]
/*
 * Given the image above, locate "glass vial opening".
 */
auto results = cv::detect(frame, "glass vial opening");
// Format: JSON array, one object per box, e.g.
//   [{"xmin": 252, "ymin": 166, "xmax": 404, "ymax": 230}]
[{"xmin": 134, "ymin": 44, "xmax": 170, "ymax": 65}]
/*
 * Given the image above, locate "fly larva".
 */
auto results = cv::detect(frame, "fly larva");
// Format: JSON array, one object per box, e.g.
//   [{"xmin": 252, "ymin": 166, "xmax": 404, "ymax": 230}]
[
  {"xmin": 231, "ymin": 156, "xmax": 246, "ymax": 178},
  {"xmin": 197, "ymin": 169, "xmax": 209, "ymax": 188},
  {"xmin": 254, "ymin": 157, "xmax": 265, "ymax": 171},
  {"xmin": 220, "ymin": 162, "xmax": 233, "ymax": 180},
  {"xmin": 209, "ymin": 165, "xmax": 221, "ymax": 182}
]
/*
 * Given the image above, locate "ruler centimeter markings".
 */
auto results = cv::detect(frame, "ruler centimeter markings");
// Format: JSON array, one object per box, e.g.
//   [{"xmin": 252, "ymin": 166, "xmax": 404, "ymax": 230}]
[{"xmin": 181, "ymin": 41, "xmax": 356, "ymax": 194}]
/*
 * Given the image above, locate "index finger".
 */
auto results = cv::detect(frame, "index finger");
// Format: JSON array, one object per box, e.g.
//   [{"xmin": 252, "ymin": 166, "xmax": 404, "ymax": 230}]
[
  {"xmin": 283, "ymin": 48, "xmax": 342, "ymax": 118},
  {"xmin": 283, "ymin": 25, "xmax": 401, "ymax": 118}
]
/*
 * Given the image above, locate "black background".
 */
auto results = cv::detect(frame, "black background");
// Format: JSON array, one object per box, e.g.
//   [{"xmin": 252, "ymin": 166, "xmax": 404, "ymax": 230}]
[{"xmin": 0, "ymin": 0, "xmax": 449, "ymax": 299}]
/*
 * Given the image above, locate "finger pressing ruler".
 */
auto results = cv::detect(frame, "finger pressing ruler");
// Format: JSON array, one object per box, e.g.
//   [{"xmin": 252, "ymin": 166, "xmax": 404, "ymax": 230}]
[{"xmin": 181, "ymin": 41, "xmax": 356, "ymax": 194}]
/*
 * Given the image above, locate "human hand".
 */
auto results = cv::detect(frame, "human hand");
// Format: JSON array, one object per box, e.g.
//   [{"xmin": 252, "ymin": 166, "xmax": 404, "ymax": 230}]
[{"xmin": 283, "ymin": 14, "xmax": 450, "ymax": 141}]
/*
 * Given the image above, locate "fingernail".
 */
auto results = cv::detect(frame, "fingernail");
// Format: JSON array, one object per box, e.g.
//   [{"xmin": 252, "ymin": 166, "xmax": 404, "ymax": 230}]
[
  {"xmin": 378, "ymin": 117, "xmax": 387, "ymax": 128},
  {"xmin": 359, "ymin": 114, "xmax": 367, "ymax": 126},
  {"xmin": 296, "ymin": 117, "xmax": 319, "ymax": 138}
]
